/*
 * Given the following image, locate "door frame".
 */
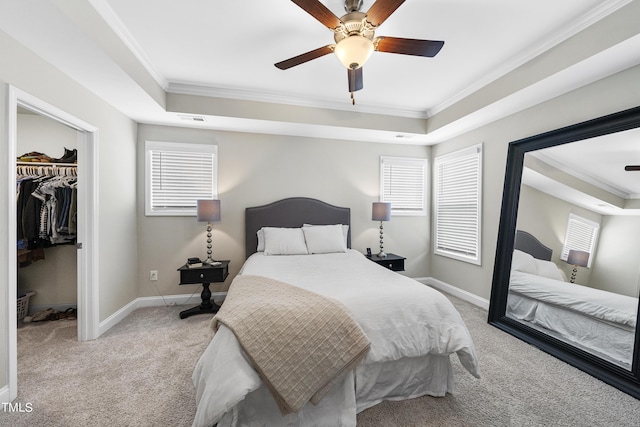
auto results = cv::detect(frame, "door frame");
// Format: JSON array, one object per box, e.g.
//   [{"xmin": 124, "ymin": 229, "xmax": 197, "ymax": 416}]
[{"xmin": 6, "ymin": 85, "xmax": 99, "ymax": 401}]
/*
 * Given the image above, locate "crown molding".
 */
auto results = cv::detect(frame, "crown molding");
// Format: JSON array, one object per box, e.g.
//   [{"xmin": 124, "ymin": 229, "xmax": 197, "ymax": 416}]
[
  {"xmin": 89, "ymin": 0, "xmax": 168, "ymax": 89},
  {"xmin": 166, "ymin": 82, "xmax": 429, "ymax": 119}
]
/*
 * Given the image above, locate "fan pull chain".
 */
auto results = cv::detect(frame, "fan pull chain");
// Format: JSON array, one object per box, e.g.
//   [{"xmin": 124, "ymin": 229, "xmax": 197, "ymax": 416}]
[{"xmin": 350, "ymin": 92, "xmax": 355, "ymax": 105}]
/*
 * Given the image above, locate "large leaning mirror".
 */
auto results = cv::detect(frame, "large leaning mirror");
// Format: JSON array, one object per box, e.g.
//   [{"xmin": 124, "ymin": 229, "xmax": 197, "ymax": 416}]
[{"xmin": 489, "ymin": 105, "xmax": 640, "ymax": 399}]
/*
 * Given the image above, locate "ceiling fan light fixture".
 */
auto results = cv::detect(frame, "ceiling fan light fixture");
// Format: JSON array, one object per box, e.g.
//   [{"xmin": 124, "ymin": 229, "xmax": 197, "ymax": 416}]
[{"xmin": 334, "ymin": 35, "xmax": 374, "ymax": 69}]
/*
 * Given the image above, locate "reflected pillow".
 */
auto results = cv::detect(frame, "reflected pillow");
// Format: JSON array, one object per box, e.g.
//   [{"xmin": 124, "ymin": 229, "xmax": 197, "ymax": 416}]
[
  {"xmin": 534, "ymin": 259, "xmax": 566, "ymax": 282},
  {"xmin": 302, "ymin": 224, "xmax": 347, "ymax": 254},
  {"xmin": 511, "ymin": 249, "xmax": 537, "ymax": 274},
  {"xmin": 262, "ymin": 227, "xmax": 308, "ymax": 255}
]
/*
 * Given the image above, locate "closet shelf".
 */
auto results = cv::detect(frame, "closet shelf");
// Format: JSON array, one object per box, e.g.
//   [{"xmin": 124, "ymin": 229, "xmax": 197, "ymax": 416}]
[{"xmin": 17, "ymin": 161, "xmax": 77, "ymax": 167}]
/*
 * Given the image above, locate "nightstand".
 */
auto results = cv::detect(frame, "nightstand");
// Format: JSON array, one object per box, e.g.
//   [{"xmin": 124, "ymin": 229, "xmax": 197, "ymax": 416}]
[
  {"xmin": 177, "ymin": 261, "xmax": 229, "ymax": 319},
  {"xmin": 367, "ymin": 253, "xmax": 405, "ymax": 272}
]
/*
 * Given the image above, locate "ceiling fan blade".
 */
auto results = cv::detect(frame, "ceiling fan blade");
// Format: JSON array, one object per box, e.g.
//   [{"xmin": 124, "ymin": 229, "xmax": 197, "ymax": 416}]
[
  {"xmin": 366, "ymin": 0, "xmax": 406, "ymax": 27},
  {"xmin": 375, "ymin": 36, "xmax": 444, "ymax": 57},
  {"xmin": 348, "ymin": 67, "xmax": 363, "ymax": 92},
  {"xmin": 291, "ymin": 0, "xmax": 342, "ymax": 30},
  {"xmin": 625, "ymin": 165, "xmax": 640, "ymax": 171},
  {"xmin": 275, "ymin": 45, "xmax": 335, "ymax": 70}
]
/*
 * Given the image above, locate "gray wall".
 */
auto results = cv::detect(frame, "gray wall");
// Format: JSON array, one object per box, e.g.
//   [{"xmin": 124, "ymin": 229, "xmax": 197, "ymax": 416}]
[
  {"xmin": 591, "ymin": 216, "xmax": 640, "ymax": 297},
  {"xmin": 0, "ymin": 29, "xmax": 138, "ymax": 391},
  {"xmin": 136, "ymin": 124, "xmax": 431, "ymax": 298},
  {"xmin": 430, "ymin": 63, "xmax": 640, "ymax": 301},
  {"xmin": 516, "ymin": 185, "xmax": 602, "ymax": 285},
  {"xmin": 517, "ymin": 185, "xmax": 640, "ymax": 297}
]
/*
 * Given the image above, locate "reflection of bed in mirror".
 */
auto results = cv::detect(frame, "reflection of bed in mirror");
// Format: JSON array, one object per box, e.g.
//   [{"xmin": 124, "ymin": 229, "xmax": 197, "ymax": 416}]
[{"xmin": 507, "ymin": 230, "xmax": 638, "ymax": 369}]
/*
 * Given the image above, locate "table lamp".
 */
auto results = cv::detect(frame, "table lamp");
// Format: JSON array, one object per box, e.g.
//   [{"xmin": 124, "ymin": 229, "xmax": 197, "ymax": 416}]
[
  {"xmin": 372, "ymin": 202, "xmax": 391, "ymax": 258},
  {"xmin": 197, "ymin": 199, "xmax": 221, "ymax": 265}
]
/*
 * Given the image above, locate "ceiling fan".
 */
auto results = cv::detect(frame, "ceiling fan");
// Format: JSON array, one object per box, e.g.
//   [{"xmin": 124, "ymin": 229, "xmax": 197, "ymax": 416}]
[
  {"xmin": 275, "ymin": 0, "xmax": 445, "ymax": 104},
  {"xmin": 625, "ymin": 165, "xmax": 640, "ymax": 171}
]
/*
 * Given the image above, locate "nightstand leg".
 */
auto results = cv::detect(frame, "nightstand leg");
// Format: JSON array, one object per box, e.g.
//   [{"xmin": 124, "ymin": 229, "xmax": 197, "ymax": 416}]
[{"xmin": 179, "ymin": 283, "xmax": 220, "ymax": 319}]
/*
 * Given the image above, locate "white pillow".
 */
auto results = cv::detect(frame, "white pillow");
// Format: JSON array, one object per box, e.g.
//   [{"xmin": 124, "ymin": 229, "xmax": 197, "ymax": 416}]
[
  {"xmin": 534, "ymin": 259, "xmax": 566, "ymax": 281},
  {"xmin": 511, "ymin": 249, "xmax": 537, "ymax": 274},
  {"xmin": 262, "ymin": 227, "xmax": 308, "ymax": 255},
  {"xmin": 257, "ymin": 228, "xmax": 265, "ymax": 252},
  {"xmin": 303, "ymin": 224, "xmax": 349, "ymax": 247},
  {"xmin": 302, "ymin": 224, "xmax": 347, "ymax": 254}
]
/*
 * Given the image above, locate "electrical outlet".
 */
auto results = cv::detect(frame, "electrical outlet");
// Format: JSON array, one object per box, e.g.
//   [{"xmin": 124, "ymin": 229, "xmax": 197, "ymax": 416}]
[{"xmin": 150, "ymin": 270, "xmax": 158, "ymax": 281}]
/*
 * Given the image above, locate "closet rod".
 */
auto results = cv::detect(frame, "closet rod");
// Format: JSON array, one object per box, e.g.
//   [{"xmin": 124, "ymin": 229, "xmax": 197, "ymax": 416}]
[{"xmin": 17, "ymin": 162, "xmax": 77, "ymax": 177}]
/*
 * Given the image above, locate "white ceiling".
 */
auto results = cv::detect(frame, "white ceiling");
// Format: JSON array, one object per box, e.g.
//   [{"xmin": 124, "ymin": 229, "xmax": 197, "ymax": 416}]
[
  {"xmin": 0, "ymin": 0, "xmax": 633, "ymax": 128},
  {"xmin": 2, "ymin": 0, "xmax": 640, "ymax": 208},
  {"xmin": 102, "ymin": 0, "xmax": 602, "ymax": 114}
]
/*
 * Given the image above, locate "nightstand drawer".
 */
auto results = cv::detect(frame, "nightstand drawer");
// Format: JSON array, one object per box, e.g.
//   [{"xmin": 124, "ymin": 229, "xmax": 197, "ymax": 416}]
[
  {"xmin": 178, "ymin": 261, "xmax": 229, "ymax": 285},
  {"xmin": 380, "ymin": 259, "xmax": 404, "ymax": 271}
]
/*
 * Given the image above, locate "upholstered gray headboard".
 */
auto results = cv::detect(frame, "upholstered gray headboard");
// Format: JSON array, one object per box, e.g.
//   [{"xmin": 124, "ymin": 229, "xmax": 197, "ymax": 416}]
[
  {"xmin": 245, "ymin": 197, "xmax": 351, "ymax": 258},
  {"xmin": 514, "ymin": 230, "xmax": 553, "ymax": 261}
]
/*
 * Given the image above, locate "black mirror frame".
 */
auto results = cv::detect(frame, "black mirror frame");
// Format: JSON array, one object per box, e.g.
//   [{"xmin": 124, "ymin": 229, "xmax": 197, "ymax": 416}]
[{"xmin": 488, "ymin": 105, "xmax": 640, "ymax": 399}]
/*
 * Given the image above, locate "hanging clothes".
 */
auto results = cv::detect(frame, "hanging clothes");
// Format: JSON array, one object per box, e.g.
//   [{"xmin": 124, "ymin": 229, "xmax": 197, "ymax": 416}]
[{"xmin": 17, "ymin": 164, "xmax": 77, "ymax": 249}]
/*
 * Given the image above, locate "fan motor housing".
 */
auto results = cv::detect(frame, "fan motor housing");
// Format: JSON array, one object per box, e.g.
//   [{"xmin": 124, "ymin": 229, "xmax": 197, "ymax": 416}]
[{"xmin": 334, "ymin": 12, "xmax": 375, "ymax": 43}]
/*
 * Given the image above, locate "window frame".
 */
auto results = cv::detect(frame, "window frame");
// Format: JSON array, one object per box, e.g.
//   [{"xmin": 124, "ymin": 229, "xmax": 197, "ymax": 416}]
[
  {"xmin": 144, "ymin": 140, "xmax": 218, "ymax": 217},
  {"xmin": 433, "ymin": 144, "xmax": 483, "ymax": 265},
  {"xmin": 379, "ymin": 156, "xmax": 428, "ymax": 217}
]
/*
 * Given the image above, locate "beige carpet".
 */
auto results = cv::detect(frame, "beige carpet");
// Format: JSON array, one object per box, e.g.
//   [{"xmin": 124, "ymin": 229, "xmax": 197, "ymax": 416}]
[{"xmin": 3, "ymin": 295, "xmax": 639, "ymax": 426}]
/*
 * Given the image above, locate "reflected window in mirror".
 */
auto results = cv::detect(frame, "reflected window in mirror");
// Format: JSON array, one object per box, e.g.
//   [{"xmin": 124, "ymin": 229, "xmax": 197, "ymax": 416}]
[{"xmin": 560, "ymin": 213, "xmax": 599, "ymax": 266}]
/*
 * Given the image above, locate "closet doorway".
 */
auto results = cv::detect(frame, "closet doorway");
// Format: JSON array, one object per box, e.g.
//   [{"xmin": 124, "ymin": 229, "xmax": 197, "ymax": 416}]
[{"xmin": 6, "ymin": 86, "xmax": 99, "ymax": 402}]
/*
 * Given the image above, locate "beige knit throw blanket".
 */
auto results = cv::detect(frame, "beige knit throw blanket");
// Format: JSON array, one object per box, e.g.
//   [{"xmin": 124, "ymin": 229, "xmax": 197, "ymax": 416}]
[{"xmin": 211, "ymin": 274, "xmax": 370, "ymax": 415}]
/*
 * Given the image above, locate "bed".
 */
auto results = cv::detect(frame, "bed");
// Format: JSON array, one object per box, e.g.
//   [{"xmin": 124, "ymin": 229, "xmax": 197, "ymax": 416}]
[
  {"xmin": 191, "ymin": 197, "xmax": 479, "ymax": 427},
  {"xmin": 507, "ymin": 230, "xmax": 638, "ymax": 369}
]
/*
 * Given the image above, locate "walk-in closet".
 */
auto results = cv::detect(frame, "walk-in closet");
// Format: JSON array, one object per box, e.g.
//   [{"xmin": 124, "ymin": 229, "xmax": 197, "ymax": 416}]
[{"xmin": 16, "ymin": 109, "xmax": 78, "ymax": 328}]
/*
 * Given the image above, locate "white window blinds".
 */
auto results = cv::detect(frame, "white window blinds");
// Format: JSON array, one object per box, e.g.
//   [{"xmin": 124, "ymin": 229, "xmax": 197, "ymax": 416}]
[
  {"xmin": 145, "ymin": 141, "xmax": 218, "ymax": 216},
  {"xmin": 433, "ymin": 144, "xmax": 482, "ymax": 265},
  {"xmin": 561, "ymin": 213, "xmax": 599, "ymax": 266},
  {"xmin": 380, "ymin": 156, "xmax": 427, "ymax": 216}
]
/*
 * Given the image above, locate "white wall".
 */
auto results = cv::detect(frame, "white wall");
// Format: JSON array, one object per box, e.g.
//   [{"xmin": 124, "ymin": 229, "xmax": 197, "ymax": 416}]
[
  {"xmin": 0, "ymin": 29, "xmax": 138, "ymax": 393},
  {"xmin": 136, "ymin": 124, "xmax": 431, "ymax": 298}
]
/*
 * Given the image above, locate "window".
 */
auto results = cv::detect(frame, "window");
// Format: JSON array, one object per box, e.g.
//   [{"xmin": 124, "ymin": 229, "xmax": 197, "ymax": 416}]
[
  {"xmin": 561, "ymin": 213, "xmax": 599, "ymax": 267},
  {"xmin": 433, "ymin": 144, "xmax": 483, "ymax": 265},
  {"xmin": 145, "ymin": 141, "xmax": 218, "ymax": 216},
  {"xmin": 380, "ymin": 156, "xmax": 427, "ymax": 216}
]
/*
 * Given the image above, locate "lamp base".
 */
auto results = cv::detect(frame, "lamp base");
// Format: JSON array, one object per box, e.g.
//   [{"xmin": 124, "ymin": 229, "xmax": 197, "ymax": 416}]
[{"xmin": 378, "ymin": 221, "xmax": 387, "ymax": 258}]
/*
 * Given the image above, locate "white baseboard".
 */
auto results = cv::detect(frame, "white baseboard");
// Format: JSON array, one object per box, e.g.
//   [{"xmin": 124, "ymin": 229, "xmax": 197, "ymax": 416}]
[
  {"xmin": 415, "ymin": 277, "xmax": 489, "ymax": 310},
  {"xmin": 98, "ymin": 292, "xmax": 226, "ymax": 337},
  {"xmin": 0, "ymin": 385, "xmax": 9, "ymax": 404}
]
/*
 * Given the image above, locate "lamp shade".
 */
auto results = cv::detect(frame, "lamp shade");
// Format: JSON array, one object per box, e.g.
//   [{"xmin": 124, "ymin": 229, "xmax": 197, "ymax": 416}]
[
  {"xmin": 372, "ymin": 202, "xmax": 391, "ymax": 221},
  {"xmin": 567, "ymin": 249, "xmax": 589, "ymax": 267},
  {"xmin": 334, "ymin": 35, "xmax": 374, "ymax": 70},
  {"xmin": 197, "ymin": 199, "xmax": 221, "ymax": 222}
]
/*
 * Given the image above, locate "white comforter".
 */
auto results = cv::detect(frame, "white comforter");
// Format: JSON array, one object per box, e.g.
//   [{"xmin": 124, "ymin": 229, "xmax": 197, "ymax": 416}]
[
  {"xmin": 509, "ymin": 271, "xmax": 638, "ymax": 328},
  {"xmin": 192, "ymin": 250, "xmax": 479, "ymax": 427}
]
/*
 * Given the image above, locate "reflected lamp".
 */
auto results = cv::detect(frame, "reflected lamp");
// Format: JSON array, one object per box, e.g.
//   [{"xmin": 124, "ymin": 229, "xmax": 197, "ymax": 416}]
[{"xmin": 566, "ymin": 249, "xmax": 589, "ymax": 283}]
